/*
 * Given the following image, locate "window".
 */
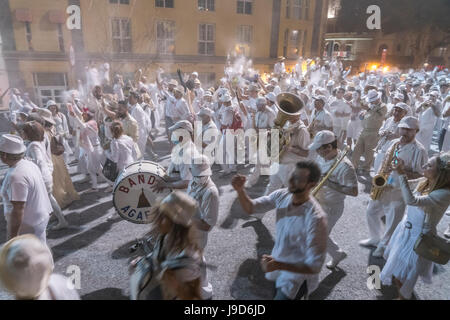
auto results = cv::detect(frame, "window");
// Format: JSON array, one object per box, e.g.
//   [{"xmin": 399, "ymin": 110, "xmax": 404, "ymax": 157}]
[
  {"xmin": 304, "ymin": 0, "xmax": 310, "ymax": 20},
  {"xmin": 33, "ymin": 73, "xmax": 68, "ymax": 107},
  {"xmin": 155, "ymin": 0, "xmax": 174, "ymax": 8},
  {"xmin": 237, "ymin": 0, "xmax": 252, "ymax": 15},
  {"xmin": 198, "ymin": 0, "xmax": 214, "ymax": 11},
  {"xmin": 198, "ymin": 24, "xmax": 215, "ymax": 55},
  {"xmin": 57, "ymin": 24, "xmax": 65, "ymax": 52},
  {"xmin": 112, "ymin": 18, "xmax": 132, "ymax": 53},
  {"xmin": 156, "ymin": 21, "xmax": 175, "ymax": 54},
  {"xmin": 237, "ymin": 25, "xmax": 253, "ymax": 44},
  {"xmin": 25, "ymin": 22, "xmax": 33, "ymax": 51},
  {"xmin": 109, "ymin": 0, "xmax": 130, "ymax": 4}
]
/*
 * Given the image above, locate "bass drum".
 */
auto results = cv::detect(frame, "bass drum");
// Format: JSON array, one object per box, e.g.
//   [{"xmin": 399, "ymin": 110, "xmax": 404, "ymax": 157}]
[{"xmin": 113, "ymin": 161, "xmax": 171, "ymax": 224}]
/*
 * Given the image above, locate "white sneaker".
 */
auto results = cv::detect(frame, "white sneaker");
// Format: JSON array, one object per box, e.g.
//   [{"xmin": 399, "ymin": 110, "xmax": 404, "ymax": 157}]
[
  {"xmin": 359, "ymin": 238, "xmax": 379, "ymax": 248},
  {"xmin": 326, "ymin": 251, "xmax": 347, "ymax": 269},
  {"xmin": 372, "ymin": 245, "xmax": 385, "ymax": 258}
]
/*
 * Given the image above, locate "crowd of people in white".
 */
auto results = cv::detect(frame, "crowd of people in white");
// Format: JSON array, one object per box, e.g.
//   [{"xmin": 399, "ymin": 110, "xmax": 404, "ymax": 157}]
[{"xmin": 0, "ymin": 55, "xmax": 449, "ymax": 300}]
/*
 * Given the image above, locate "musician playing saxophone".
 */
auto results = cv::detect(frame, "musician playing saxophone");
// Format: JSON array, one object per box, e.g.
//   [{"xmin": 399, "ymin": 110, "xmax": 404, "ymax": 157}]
[
  {"xmin": 308, "ymin": 131, "xmax": 358, "ymax": 269},
  {"xmin": 360, "ymin": 117, "xmax": 428, "ymax": 258},
  {"xmin": 308, "ymin": 96, "xmax": 333, "ymax": 139}
]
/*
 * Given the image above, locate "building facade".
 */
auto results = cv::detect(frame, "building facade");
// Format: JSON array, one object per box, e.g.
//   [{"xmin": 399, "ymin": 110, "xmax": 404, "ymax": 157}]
[
  {"xmin": 0, "ymin": 0, "xmax": 327, "ymax": 107},
  {"xmin": 324, "ymin": 0, "xmax": 450, "ymax": 71}
]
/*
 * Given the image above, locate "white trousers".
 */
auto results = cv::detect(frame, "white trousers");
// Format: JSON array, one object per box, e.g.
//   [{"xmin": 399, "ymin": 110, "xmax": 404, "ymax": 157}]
[
  {"xmin": 18, "ymin": 217, "xmax": 50, "ymax": 244},
  {"xmin": 365, "ymin": 188, "xmax": 406, "ymax": 248},
  {"xmin": 322, "ymin": 202, "xmax": 345, "ymax": 259}
]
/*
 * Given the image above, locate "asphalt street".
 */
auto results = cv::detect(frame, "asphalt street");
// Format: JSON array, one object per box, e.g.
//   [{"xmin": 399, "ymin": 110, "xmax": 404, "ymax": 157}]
[{"xmin": 0, "ymin": 127, "xmax": 449, "ymax": 300}]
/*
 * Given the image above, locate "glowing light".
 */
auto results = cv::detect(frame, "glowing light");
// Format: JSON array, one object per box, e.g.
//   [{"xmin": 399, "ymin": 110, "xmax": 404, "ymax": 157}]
[
  {"xmin": 371, "ymin": 64, "xmax": 378, "ymax": 70},
  {"xmin": 382, "ymin": 66, "xmax": 389, "ymax": 73}
]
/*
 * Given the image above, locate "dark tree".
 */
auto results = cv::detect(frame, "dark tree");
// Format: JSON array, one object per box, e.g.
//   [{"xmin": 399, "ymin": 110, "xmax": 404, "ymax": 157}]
[{"xmin": 336, "ymin": 0, "xmax": 450, "ymax": 66}]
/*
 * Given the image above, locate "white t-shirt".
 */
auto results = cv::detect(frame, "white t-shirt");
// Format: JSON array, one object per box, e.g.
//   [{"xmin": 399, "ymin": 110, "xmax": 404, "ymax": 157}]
[
  {"xmin": 108, "ymin": 135, "xmax": 135, "ymax": 171},
  {"xmin": 252, "ymin": 189, "xmax": 328, "ymax": 299},
  {"xmin": 25, "ymin": 141, "xmax": 54, "ymax": 191},
  {"xmin": 1, "ymin": 159, "xmax": 52, "ymax": 226}
]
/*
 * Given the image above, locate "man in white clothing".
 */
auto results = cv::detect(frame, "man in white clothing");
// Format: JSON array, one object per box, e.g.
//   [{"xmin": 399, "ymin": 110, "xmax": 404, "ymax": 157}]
[
  {"xmin": 188, "ymin": 155, "xmax": 219, "ymax": 300},
  {"xmin": 360, "ymin": 117, "xmax": 428, "ymax": 257},
  {"xmin": 128, "ymin": 91, "xmax": 151, "ymax": 159},
  {"xmin": 0, "ymin": 135, "xmax": 52, "ymax": 244},
  {"xmin": 232, "ymin": 161, "xmax": 328, "ymax": 300},
  {"xmin": 308, "ymin": 131, "xmax": 358, "ymax": 269}
]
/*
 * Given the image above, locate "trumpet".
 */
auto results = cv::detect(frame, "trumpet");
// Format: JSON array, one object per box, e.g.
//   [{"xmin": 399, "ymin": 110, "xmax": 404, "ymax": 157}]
[{"xmin": 311, "ymin": 146, "xmax": 351, "ymax": 197}]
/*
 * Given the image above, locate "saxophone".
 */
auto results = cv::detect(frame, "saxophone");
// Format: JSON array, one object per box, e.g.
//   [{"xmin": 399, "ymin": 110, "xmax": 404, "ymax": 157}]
[{"xmin": 370, "ymin": 141, "xmax": 400, "ymax": 200}]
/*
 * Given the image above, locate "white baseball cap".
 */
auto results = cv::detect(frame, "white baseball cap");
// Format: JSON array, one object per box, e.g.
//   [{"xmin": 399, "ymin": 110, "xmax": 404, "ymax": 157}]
[
  {"xmin": 0, "ymin": 235, "xmax": 54, "ymax": 299},
  {"xmin": 265, "ymin": 92, "xmax": 277, "ymax": 103},
  {"xmin": 393, "ymin": 102, "xmax": 410, "ymax": 112},
  {"xmin": 191, "ymin": 155, "xmax": 212, "ymax": 177},
  {"xmin": 168, "ymin": 79, "xmax": 178, "ymax": 87},
  {"xmin": 256, "ymin": 97, "xmax": 267, "ymax": 106},
  {"xmin": 366, "ymin": 89, "xmax": 381, "ymax": 103},
  {"xmin": 220, "ymin": 94, "xmax": 232, "ymax": 103},
  {"xmin": 398, "ymin": 116, "xmax": 419, "ymax": 130},
  {"xmin": 45, "ymin": 100, "xmax": 57, "ymax": 109},
  {"xmin": 0, "ymin": 134, "xmax": 27, "ymax": 154},
  {"xmin": 169, "ymin": 120, "xmax": 193, "ymax": 134},
  {"xmin": 308, "ymin": 130, "xmax": 336, "ymax": 150},
  {"xmin": 198, "ymin": 107, "xmax": 214, "ymax": 118}
]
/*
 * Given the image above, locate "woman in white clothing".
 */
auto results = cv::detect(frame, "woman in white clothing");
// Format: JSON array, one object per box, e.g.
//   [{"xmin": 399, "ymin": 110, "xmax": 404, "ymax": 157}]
[
  {"xmin": 23, "ymin": 122, "xmax": 69, "ymax": 230},
  {"xmin": 69, "ymin": 108, "xmax": 105, "ymax": 193},
  {"xmin": 380, "ymin": 152, "xmax": 450, "ymax": 300},
  {"xmin": 106, "ymin": 121, "xmax": 136, "ymax": 172},
  {"xmin": 46, "ymin": 100, "xmax": 73, "ymax": 163}
]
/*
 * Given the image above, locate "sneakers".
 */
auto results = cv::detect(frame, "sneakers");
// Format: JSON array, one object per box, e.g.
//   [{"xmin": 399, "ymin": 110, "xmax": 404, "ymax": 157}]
[
  {"xmin": 372, "ymin": 245, "xmax": 385, "ymax": 258},
  {"xmin": 444, "ymin": 224, "xmax": 450, "ymax": 239},
  {"xmin": 326, "ymin": 251, "xmax": 347, "ymax": 269},
  {"xmin": 359, "ymin": 238, "xmax": 379, "ymax": 248}
]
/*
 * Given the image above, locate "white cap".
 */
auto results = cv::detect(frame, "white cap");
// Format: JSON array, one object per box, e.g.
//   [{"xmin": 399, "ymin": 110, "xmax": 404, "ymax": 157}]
[
  {"xmin": 37, "ymin": 108, "xmax": 56, "ymax": 125},
  {"xmin": 168, "ymin": 79, "xmax": 178, "ymax": 87},
  {"xmin": 45, "ymin": 100, "xmax": 57, "ymax": 109},
  {"xmin": 270, "ymin": 78, "xmax": 278, "ymax": 84},
  {"xmin": 173, "ymin": 85, "xmax": 184, "ymax": 94},
  {"xmin": 366, "ymin": 89, "xmax": 381, "ymax": 103},
  {"xmin": 0, "ymin": 235, "xmax": 54, "ymax": 299},
  {"xmin": 327, "ymin": 80, "xmax": 335, "ymax": 87},
  {"xmin": 308, "ymin": 130, "xmax": 336, "ymax": 150},
  {"xmin": 393, "ymin": 92, "xmax": 404, "ymax": 101},
  {"xmin": 192, "ymin": 72, "xmax": 199, "ymax": 77},
  {"xmin": 393, "ymin": 102, "xmax": 410, "ymax": 113},
  {"xmin": 0, "ymin": 134, "xmax": 27, "ymax": 154},
  {"xmin": 160, "ymin": 192, "xmax": 198, "ymax": 228},
  {"xmin": 220, "ymin": 94, "xmax": 232, "ymax": 103},
  {"xmin": 398, "ymin": 116, "xmax": 419, "ymax": 130},
  {"xmin": 256, "ymin": 97, "xmax": 267, "ymax": 106},
  {"xmin": 169, "ymin": 120, "xmax": 193, "ymax": 134},
  {"xmin": 248, "ymin": 84, "xmax": 259, "ymax": 92},
  {"xmin": 191, "ymin": 155, "xmax": 212, "ymax": 177},
  {"xmin": 198, "ymin": 107, "xmax": 214, "ymax": 118},
  {"xmin": 429, "ymin": 91, "xmax": 440, "ymax": 98},
  {"xmin": 203, "ymin": 91, "xmax": 213, "ymax": 97},
  {"xmin": 265, "ymin": 92, "xmax": 277, "ymax": 103},
  {"xmin": 313, "ymin": 95, "xmax": 327, "ymax": 103}
]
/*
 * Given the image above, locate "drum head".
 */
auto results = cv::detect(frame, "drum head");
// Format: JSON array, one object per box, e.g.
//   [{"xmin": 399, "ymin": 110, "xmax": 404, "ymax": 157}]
[{"xmin": 113, "ymin": 161, "xmax": 171, "ymax": 224}]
